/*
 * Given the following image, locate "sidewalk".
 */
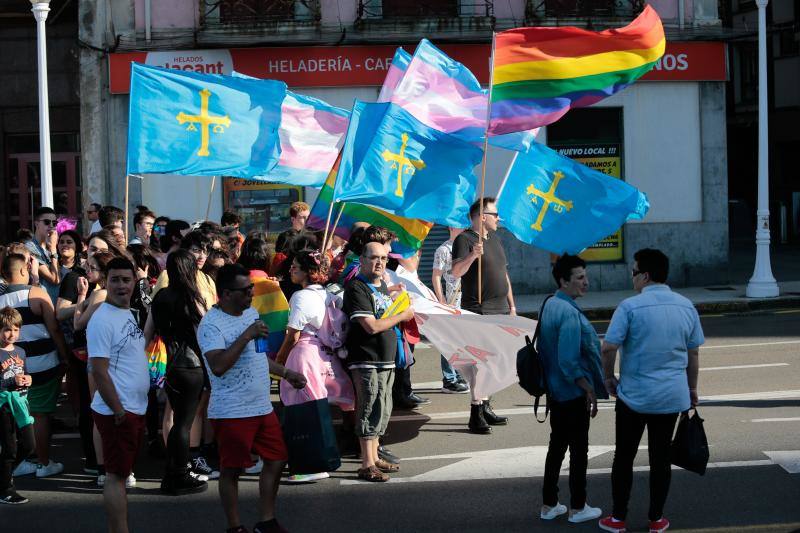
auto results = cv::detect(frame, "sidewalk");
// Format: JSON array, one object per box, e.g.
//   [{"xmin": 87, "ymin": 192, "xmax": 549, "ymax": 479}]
[
  {"xmin": 516, "ymin": 243, "xmax": 800, "ymax": 319},
  {"xmin": 516, "ymin": 280, "xmax": 800, "ymax": 319}
]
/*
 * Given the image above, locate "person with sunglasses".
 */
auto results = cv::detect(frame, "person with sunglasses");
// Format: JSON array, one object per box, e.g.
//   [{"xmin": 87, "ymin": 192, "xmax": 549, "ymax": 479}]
[
  {"xmin": 598, "ymin": 249, "xmax": 704, "ymax": 533},
  {"xmin": 197, "ymin": 263, "xmax": 306, "ymax": 533},
  {"xmin": 451, "ymin": 197, "xmax": 516, "ymax": 435},
  {"xmin": 24, "ymin": 207, "xmax": 61, "ymax": 304}
]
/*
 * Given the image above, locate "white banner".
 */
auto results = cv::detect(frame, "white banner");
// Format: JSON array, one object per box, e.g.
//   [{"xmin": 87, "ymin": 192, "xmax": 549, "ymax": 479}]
[{"xmin": 412, "ymin": 296, "xmax": 537, "ymax": 398}]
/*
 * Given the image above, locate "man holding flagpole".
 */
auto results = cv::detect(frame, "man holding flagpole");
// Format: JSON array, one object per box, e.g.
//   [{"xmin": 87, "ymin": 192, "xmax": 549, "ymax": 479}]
[{"xmin": 451, "ymin": 197, "xmax": 516, "ymax": 434}]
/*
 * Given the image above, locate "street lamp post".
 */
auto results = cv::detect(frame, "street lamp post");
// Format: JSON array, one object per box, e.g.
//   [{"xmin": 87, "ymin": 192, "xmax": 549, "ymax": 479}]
[
  {"xmin": 30, "ymin": 0, "xmax": 54, "ymax": 209},
  {"xmin": 746, "ymin": 0, "xmax": 779, "ymax": 298}
]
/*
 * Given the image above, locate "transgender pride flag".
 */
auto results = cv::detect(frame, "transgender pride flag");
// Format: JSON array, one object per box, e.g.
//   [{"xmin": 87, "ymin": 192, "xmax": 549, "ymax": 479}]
[
  {"xmin": 389, "ymin": 39, "xmax": 538, "ymax": 152},
  {"xmin": 234, "ymin": 70, "xmax": 350, "ymax": 187},
  {"xmin": 263, "ymin": 91, "xmax": 350, "ymax": 187}
]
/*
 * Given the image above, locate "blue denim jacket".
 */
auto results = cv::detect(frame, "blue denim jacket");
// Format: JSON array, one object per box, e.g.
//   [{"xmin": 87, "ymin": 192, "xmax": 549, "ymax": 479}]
[{"xmin": 537, "ymin": 290, "xmax": 608, "ymax": 403}]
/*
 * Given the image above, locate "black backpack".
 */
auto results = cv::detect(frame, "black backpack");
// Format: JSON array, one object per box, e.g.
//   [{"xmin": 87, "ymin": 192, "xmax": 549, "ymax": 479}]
[{"xmin": 516, "ymin": 295, "xmax": 553, "ymax": 423}]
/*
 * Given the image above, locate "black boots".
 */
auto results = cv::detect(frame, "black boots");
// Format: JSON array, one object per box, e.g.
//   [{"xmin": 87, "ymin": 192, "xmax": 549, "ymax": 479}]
[
  {"xmin": 468, "ymin": 403, "xmax": 492, "ymax": 434},
  {"xmin": 160, "ymin": 470, "xmax": 208, "ymax": 495},
  {"xmin": 468, "ymin": 401, "xmax": 509, "ymax": 434},
  {"xmin": 482, "ymin": 400, "xmax": 509, "ymax": 426}
]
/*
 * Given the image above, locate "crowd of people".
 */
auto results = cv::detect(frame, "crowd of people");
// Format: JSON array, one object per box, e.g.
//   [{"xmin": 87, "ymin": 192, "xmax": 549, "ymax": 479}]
[{"xmin": 0, "ymin": 199, "xmax": 703, "ymax": 533}]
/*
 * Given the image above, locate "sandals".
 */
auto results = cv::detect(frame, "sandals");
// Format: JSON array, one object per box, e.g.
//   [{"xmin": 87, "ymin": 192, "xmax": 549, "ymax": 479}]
[
  {"xmin": 357, "ymin": 466, "xmax": 389, "ymax": 482},
  {"xmin": 375, "ymin": 459, "xmax": 400, "ymax": 473}
]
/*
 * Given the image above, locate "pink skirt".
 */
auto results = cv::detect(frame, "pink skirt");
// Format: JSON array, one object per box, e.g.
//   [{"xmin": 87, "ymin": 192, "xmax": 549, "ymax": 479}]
[{"xmin": 279, "ymin": 334, "xmax": 355, "ymax": 411}]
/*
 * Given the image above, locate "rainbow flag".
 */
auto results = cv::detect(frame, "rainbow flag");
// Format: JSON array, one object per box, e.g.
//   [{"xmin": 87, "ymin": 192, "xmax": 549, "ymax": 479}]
[
  {"xmin": 249, "ymin": 271, "xmax": 289, "ymax": 360},
  {"xmin": 307, "ymin": 155, "xmax": 433, "ymax": 258},
  {"xmin": 489, "ymin": 5, "xmax": 665, "ymax": 135}
]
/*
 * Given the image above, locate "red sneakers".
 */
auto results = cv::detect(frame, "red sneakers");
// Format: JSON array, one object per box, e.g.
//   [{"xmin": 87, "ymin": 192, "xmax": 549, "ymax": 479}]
[
  {"xmin": 598, "ymin": 516, "xmax": 627, "ymax": 533},
  {"xmin": 649, "ymin": 517, "xmax": 670, "ymax": 532}
]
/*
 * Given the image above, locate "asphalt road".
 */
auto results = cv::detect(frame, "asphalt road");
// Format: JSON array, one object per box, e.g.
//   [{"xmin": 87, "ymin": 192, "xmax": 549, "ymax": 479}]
[{"xmin": 8, "ymin": 310, "xmax": 800, "ymax": 532}]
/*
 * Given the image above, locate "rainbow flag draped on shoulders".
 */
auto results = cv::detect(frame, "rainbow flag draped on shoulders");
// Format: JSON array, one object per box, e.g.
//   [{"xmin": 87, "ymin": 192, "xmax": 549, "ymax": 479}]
[
  {"xmin": 249, "ymin": 271, "xmax": 289, "ymax": 360},
  {"xmin": 489, "ymin": 5, "xmax": 665, "ymax": 135}
]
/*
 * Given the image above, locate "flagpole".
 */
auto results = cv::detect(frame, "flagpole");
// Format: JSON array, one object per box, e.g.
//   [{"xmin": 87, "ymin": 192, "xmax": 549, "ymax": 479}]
[
  {"xmin": 330, "ymin": 202, "xmax": 346, "ymax": 239},
  {"xmin": 477, "ymin": 31, "xmax": 497, "ymax": 305},
  {"xmin": 205, "ymin": 176, "xmax": 216, "ymax": 221},
  {"xmin": 124, "ymin": 174, "xmax": 130, "ymax": 243},
  {"xmin": 320, "ymin": 200, "xmax": 337, "ymax": 253}
]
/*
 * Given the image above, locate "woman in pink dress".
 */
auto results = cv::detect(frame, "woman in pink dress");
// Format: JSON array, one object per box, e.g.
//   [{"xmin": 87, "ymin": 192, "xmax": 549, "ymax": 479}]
[{"xmin": 274, "ymin": 250, "xmax": 356, "ymax": 482}]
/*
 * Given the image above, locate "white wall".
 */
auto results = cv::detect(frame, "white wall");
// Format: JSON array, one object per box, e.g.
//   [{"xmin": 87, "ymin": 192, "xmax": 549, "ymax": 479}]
[
  {"xmin": 137, "ymin": 82, "xmax": 704, "ymax": 226},
  {"xmin": 141, "ymin": 173, "xmax": 223, "ymax": 224},
  {"xmin": 590, "ymin": 82, "xmax": 703, "ymax": 223}
]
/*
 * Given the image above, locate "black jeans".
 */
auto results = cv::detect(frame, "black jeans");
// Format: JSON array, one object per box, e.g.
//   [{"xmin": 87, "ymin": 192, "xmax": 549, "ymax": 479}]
[
  {"xmin": 0, "ymin": 409, "xmax": 35, "ymax": 493},
  {"xmin": 542, "ymin": 396, "xmax": 590, "ymax": 509},
  {"xmin": 611, "ymin": 400, "xmax": 679, "ymax": 521},
  {"xmin": 68, "ymin": 353, "xmax": 96, "ymax": 466},
  {"xmin": 164, "ymin": 367, "xmax": 204, "ymax": 477}
]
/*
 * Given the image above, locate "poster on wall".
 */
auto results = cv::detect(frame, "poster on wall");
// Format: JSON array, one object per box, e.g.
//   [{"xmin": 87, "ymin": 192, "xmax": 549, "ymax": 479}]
[{"xmin": 555, "ymin": 143, "xmax": 624, "ymax": 262}]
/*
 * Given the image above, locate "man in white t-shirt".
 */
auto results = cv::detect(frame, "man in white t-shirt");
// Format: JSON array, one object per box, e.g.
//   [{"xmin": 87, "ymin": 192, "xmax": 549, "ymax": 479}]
[
  {"xmin": 197, "ymin": 263, "xmax": 306, "ymax": 533},
  {"xmin": 88, "ymin": 257, "xmax": 150, "ymax": 533}
]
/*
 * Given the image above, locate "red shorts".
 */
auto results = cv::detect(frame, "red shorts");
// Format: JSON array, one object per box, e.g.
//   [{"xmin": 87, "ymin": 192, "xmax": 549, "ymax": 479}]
[
  {"xmin": 211, "ymin": 411, "xmax": 288, "ymax": 469},
  {"xmin": 92, "ymin": 410, "xmax": 145, "ymax": 478}
]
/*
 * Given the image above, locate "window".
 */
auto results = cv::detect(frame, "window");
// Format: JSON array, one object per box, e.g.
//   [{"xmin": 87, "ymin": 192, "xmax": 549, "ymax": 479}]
[
  {"xmin": 547, "ymin": 108, "xmax": 626, "ymax": 262},
  {"xmin": 381, "ymin": 0, "xmax": 458, "ymax": 17}
]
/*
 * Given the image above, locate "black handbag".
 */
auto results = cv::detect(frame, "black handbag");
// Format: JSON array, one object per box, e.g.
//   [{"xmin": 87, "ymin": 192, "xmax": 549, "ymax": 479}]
[
  {"xmin": 670, "ymin": 408, "xmax": 709, "ymax": 475},
  {"xmin": 281, "ymin": 398, "xmax": 341, "ymax": 475}
]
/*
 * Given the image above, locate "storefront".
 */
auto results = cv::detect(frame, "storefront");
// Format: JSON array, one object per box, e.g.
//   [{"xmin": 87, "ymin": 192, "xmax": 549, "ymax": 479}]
[{"xmin": 104, "ymin": 40, "xmax": 729, "ymax": 291}]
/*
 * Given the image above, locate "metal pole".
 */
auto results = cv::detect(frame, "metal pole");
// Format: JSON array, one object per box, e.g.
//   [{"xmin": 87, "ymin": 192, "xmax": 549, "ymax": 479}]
[
  {"xmin": 31, "ymin": 1, "xmax": 54, "ymax": 209},
  {"xmin": 746, "ymin": 0, "xmax": 779, "ymax": 298}
]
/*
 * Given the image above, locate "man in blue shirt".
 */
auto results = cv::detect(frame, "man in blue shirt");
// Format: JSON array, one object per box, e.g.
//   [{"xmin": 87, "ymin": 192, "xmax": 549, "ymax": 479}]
[
  {"xmin": 599, "ymin": 249, "xmax": 703, "ymax": 533},
  {"xmin": 538, "ymin": 254, "xmax": 606, "ymax": 524}
]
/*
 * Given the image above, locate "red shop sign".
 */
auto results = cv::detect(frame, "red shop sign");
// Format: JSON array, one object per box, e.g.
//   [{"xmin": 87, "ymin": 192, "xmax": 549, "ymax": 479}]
[{"xmin": 109, "ymin": 41, "xmax": 726, "ymax": 94}]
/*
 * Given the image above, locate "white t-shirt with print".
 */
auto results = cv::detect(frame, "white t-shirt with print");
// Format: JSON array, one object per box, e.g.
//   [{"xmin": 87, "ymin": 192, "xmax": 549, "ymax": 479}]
[
  {"xmin": 87, "ymin": 303, "xmax": 149, "ymax": 415},
  {"xmin": 197, "ymin": 306, "xmax": 273, "ymax": 419},
  {"xmin": 286, "ymin": 285, "xmax": 328, "ymax": 334},
  {"xmin": 432, "ymin": 240, "xmax": 461, "ymax": 307}
]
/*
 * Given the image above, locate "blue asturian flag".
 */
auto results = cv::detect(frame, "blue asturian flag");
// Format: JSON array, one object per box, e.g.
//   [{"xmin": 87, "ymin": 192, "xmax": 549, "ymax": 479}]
[
  {"xmin": 496, "ymin": 141, "xmax": 649, "ymax": 254},
  {"xmin": 127, "ymin": 63, "xmax": 286, "ymax": 177},
  {"xmin": 333, "ymin": 100, "xmax": 483, "ymax": 227}
]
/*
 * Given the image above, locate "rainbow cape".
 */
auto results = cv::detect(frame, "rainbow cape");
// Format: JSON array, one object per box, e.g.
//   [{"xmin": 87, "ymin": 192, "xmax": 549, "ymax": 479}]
[
  {"xmin": 307, "ymin": 155, "xmax": 433, "ymax": 258},
  {"xmin": 489, "ymin": 5, "xmax": 665, "ymax": 135},
  {"xmin": 249, "ymin": 271, "xmax": 289, "ymax": 360}
]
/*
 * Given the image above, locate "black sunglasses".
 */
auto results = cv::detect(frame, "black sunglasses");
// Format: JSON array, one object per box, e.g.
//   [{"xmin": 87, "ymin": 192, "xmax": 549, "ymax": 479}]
[
  {"xmin": 483, "ymin": 212, "xmax": 499, "ymax": 217},
  {"xmin": 38, "ymin": 218, "xmax": 57, "ymax": 226}
]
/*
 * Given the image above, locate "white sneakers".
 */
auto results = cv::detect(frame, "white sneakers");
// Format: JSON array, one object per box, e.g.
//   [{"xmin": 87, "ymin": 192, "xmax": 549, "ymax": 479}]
[
  {"xmin": 96, "ymin": 473, "xmax": 136, "ymax": 488},
  {"xmin": 35, "ymin": 461, "xmax": 64, "ymax": 478},
  {"xmin": 12, "ymin": 460, "xmax": 38, "ymax": 477},
  {"xmin": 245, "ymin": 457, "xmax": 264, "ymax": 475},
  {"xmin": 13, "ymin": 460, "xmax": 65, "ymax": 478},
  {"xmin": 540, "ymin": 502, "xmax": 602, "ymax": 523},
  {"xmin": 540, "ymin": 503, "xmax": 568, "ymax": 520},
  {"xmin": 286, "ymin": 472, "xmax": 330, "ymax": 483},
  {"xmin": 568, "ymin": 504, "xmax": 603, "ymax": 523}
]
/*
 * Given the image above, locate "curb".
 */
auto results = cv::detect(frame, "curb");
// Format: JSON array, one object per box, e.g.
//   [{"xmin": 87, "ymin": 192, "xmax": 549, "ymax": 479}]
[{"xmin": 520, "ymin": 296, "xmax": 800, "ymax": 321}]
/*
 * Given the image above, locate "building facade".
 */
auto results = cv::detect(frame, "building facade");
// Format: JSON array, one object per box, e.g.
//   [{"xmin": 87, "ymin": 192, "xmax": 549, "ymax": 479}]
[{"xmin": 69, "ymin": 0, "xmax": 731, "ymax": 292}]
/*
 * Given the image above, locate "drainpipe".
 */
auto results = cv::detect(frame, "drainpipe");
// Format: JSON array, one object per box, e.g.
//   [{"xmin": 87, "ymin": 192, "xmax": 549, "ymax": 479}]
[
  {"xmin": 145, "ymin": 0, "xmax": 151, "ymax": 42},
  {"xmin": 678, "ymin": 0, "xmax": 685, "ymax": 30}
]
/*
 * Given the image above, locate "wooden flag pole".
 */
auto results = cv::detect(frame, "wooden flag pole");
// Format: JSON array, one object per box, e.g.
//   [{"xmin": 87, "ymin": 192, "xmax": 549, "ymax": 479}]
[
  {"xmin": 330, "ymin": 202, "xmax": 346, "ymax": 240},
  {"xmin": 319, "ymin": 153, "xmax": 343, "ymax": 254},
  {"xmin": 320, "ymin": 199, "xmax": 336, "ymax": 254},
  {"xmin": 124, "ymin": 174, "xmax": 130, "ymax": 243},
  {"xmin": 477, "ymin": 32, "xmax": 497, "ymax": 305},
  {"xmin": 205, "ymin": 176, "xmax": 216, "ymax": 221}
]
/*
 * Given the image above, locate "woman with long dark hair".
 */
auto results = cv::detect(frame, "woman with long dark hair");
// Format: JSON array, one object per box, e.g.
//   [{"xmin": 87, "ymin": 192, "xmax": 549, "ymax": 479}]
[{"xmin": 144, "ymin": 249, "xmax": 208, "ymax": 495}]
